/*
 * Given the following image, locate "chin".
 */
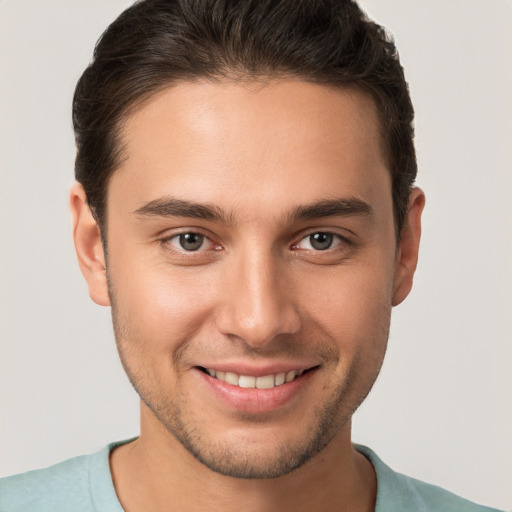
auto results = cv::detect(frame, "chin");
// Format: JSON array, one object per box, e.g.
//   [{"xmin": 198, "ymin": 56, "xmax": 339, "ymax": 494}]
[
  {"xmin": 172, "ymin": 425, "xmax": 336, "ymax": 479},
  {"xmin": 145, "ymin": 382, "xmax": 353, "ymax": 480}
]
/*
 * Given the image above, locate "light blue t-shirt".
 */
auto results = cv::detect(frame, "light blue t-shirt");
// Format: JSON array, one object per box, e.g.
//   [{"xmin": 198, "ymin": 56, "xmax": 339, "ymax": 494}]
[{"xmin": 0, "ymin": 441, "xmax": 503, "ymax": 512}]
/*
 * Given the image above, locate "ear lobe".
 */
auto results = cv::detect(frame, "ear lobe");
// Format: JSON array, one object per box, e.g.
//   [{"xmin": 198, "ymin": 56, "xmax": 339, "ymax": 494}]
[
  {"xmin": 392, "ymin": 187, "xmax": 426, "ymax": 307},
  {"xmin": 70, "ymin": 182, "xmax": 110, "ymax": 307}
]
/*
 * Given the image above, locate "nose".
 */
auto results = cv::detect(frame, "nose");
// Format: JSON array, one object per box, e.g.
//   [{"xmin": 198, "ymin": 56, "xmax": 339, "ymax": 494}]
[{"xmin": 215, "ymin": 248, "xmax": 302, "ymax": 348}]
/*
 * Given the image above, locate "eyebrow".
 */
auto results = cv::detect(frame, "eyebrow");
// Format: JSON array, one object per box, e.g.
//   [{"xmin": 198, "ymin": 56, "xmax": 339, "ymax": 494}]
[
  {"xmin": 133, "ymin": 196, "xmax": 372, "ymax": 224},
  {"xmin": 133, "ymin": 197, "xmax": 231, "ymax": 223},
  {"xmin": 288, "ymin": 198, "xmax": 373, "ymax": 222}
]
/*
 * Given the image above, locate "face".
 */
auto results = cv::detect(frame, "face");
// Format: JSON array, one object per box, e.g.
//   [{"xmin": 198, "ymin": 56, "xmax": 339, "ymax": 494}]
[{"xmin": 73, "ymin": 79, "xmax": 422, "ymax": 479}]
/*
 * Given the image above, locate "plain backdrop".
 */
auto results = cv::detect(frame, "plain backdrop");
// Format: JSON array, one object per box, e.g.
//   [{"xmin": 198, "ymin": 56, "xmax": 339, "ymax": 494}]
[{"xmin": 0, "ymin": 1, "xmax": 511, "ymax": 510}]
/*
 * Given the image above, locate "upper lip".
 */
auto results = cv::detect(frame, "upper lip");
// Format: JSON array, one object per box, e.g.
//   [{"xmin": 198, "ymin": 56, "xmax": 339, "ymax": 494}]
[{"xmin": 195, "ymin": 362, "xmax": 319, "ymax": 377}]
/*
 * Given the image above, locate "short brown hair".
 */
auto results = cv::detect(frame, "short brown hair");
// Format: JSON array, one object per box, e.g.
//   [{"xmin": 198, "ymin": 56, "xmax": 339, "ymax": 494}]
[{"xmin": 73, "ymin": 0, "xmax": 417, "ymax": 235}]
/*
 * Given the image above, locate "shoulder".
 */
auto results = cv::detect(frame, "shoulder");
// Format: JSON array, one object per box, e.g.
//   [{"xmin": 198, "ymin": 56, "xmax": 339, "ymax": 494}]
[
  {"xmin": 355, "ymin": 445, "xmax": 505, "ymax": 512},
  {"xmin": 0, "ymin": 443, "xmax": 125, "ymax": 512},
  {"xmin": 0, "ymin": 452, "xmax": 94, "ymax": 512}
]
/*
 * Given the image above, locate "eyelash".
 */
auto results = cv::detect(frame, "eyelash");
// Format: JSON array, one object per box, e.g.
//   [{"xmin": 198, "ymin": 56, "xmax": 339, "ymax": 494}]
[
  {"xmin": 292, "ymin": 232, "xmax": 346, "ymax": 252},
  {"xmin": 160, "ymin": 230, "xmax": 350, "ymax": 255},
  {"xmin": 162, "ymin": 231, "xmax": 220, "ymax": 254}
]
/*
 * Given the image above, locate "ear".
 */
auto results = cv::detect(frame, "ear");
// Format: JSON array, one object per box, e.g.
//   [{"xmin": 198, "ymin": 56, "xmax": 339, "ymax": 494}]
[
  {"xmin": 392, "ymin": 187, "xmax": 426, "ymax": 306},
  {"xmin": 70, "ymin": 182, "xmax": 110, "ymax": 306}
]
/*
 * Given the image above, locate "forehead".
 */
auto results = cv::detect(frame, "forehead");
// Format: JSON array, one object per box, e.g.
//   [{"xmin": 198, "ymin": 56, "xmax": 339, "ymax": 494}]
[{"xmin": 110, "ymin": 79, "xmax": 391, "ymax": 223}]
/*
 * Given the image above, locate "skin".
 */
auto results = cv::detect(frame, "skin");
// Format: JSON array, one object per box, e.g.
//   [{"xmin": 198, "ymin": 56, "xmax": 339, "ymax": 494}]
[{"xmin": 71, "ymin": 79, "xmax": 424, "ymax": 512}]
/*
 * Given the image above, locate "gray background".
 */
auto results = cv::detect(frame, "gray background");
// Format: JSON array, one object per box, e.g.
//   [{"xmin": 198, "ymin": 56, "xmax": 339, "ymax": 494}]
[{"xmin": 1, "ymin": 1, "xmax": 511, "ymax": 509}]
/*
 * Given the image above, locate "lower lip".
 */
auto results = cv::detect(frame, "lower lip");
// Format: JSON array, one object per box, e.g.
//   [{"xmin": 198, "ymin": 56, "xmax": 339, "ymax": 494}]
[{"xmin": 196, "ymin": 368, "xmax": 316, "ymax": 414}]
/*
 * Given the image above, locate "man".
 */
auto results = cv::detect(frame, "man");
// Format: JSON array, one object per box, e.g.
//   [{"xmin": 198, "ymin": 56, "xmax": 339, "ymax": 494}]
[{"xmin": 0, "ymin": 1, "xmax": 504, "ymax": 511}]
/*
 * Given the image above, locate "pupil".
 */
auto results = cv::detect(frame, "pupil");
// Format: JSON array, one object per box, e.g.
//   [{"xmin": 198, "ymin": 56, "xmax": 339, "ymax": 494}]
[
  {"xmin": 310, "ymin": 232, "xmax": 332, "ymax": 250},
  {"xmin": 179, "ymin": 233, "xmax": 204, "ymax": 251}
]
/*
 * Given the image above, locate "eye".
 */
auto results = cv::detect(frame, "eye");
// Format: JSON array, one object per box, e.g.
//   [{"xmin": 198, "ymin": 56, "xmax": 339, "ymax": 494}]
[
  {"xmin": 168, "ymin": 232, "xmax": 210, "ymax": 252},
  {"xmin": 296, "ymin": 232, "xmax": 342, "ymax": 251}
]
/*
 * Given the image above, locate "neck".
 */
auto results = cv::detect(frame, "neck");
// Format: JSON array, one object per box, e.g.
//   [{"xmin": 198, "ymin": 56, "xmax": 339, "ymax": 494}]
[{"xmin": 110, "ymin": 405, "xmax": 376, "ymax": 512}]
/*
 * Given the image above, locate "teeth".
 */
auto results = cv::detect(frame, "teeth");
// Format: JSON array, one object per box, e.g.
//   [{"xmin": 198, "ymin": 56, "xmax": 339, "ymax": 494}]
[
  {"xmin": 275, "ymin": 373, "xmax": 286, "ymax": 386},
  {"xmin": 224, "ymin": 372, "xmax": 239, "ymax": 386},
  {"xmin": 256, "ymin": 375, "xmax": 275, "ymax": 389},
  {"xmin": 204, "ymin": 368, "xmax": 304, "ymax": 389},
  {"xmin": 239, "ymin": 375, "xmax": 256, "ymax": 388},
  {"xmin": 285, "ymin": 370, "xmax": 297, "ymax": 383}
]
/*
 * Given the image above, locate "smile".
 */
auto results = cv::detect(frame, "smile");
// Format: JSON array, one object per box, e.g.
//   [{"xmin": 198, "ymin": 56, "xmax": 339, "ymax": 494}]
[{"xmin": 202, "ymin": 368, "xmax": 305, "ymax": 389}]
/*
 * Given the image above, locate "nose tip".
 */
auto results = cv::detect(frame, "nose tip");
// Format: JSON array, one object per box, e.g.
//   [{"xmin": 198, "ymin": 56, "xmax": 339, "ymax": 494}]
[
  {"xmin": 215, "ymin": 258, "xmax": 301, "ymax": 348},
  {"xmin": 220, "ymin": 302, "xmax": 301, "ymax": 348}
]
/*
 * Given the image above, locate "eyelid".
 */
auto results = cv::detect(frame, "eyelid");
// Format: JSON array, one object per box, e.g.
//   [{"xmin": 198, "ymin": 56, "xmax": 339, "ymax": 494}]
[
  {"xmin": 291, "ymin": 230, "xmax": 350, "ymax": 250},
  {"xmin": 161, "ymin": 230, "xmax": 221, "ymax": 253},
  {"xmin": 296, "ymin": 233, "xmax": 342, "ymax": 251},
  {"xmin": 158, "ymin": 227, "xmax": 352, "ymax": 255}
]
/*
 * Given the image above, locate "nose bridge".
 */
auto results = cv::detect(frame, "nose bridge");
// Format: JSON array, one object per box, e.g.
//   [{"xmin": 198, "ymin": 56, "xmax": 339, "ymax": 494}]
[{"xmin": 217, "ymin": 242, "xmax": 301, "ymax": 347}]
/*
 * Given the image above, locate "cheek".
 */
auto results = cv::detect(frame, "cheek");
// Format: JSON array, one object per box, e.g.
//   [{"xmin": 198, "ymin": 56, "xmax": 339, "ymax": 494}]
[
  {"xmin": 108, "ymin": 252, "xmax": 219, "ymax": 354},
  {"xmin": 301, "ymin": 260, "xmax": 394, "ymax": 350}
]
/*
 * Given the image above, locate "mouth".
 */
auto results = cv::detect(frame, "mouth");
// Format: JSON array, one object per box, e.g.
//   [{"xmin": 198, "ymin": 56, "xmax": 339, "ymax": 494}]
[
  {"xmin": 197, "ymin": 366, "xmax": 315, "ymax": 389},
  {"xmin": 195, "ymin": 364, "xmax": 320, "ymax": 414}
]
